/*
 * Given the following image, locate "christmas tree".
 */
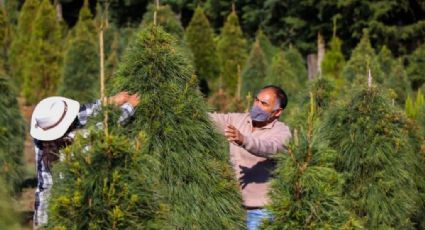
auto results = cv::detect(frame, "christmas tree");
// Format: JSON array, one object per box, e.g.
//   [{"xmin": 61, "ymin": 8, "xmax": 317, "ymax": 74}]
[
  {"xmin": 256, "ymin": 29, "xmax": 278, "ymax": 64},
  {"xmin": 264, "ymin": 50, "xmax": 298, "ymax": 97},
  {"xmin": 185, "ymin": 6, "xmax": 219, "ymax": 95},
  {"xmin": 321, "ymin": 35, "xmax": 345, "ymax": 88},
  {"xmin": 47, "ymin": 125, "xmax": 164, "ymax": 229},
  {"xmin": 22, "ymin": 0, "xmax": 62, "ymax": 104},
  {"xmin": 58, "ymin": 1, "xmax": 99, "ymax": 102},
  {"xmin": 322, "ymin": 85, "xmax": 424, "ymax": 228},
  {"xmin": 50, "ymin": 25, "xmax": 245, "ymax": 229},
  {"xmin": 377, "ymin": 46, "xmax": 410, "ymax": 105},
  {"xmin": 217, "ymin": 10, "xmax": 247, "ymax": 96},
  {"xmin": 284, "ymin": 45, "xmax": 307, "ymax": 88},
  {"xmin": 407, "ymin": 42, "xmax": 425, "ymax": 90},
  {"xmin": 241, "ymin": 39, "xmax": 268, "ymax": 97},
  {"xmin": 342, "ymin": 30, "xmax": 383, "ymax": 86},
  {"xmin": 111, "ymin": 24, "xmax": 244, "ymax": 229},
  {"xmin": 0, "ymin": 75, "xmax": 25, "ymax": 193},
  {"xmin": 8, "ymin": 0, "xmax": 39, "ymax": 88},
  {"xmin": 142, "ymin": 3, "xmax": 184, "ymax": 40},
  {"xmin": 66, "ymin": 0, "xmax": 96, "ymax": 43},
  {"xmin": 264, "ymin": 94, "xmax": 361, "ymax": 229}
]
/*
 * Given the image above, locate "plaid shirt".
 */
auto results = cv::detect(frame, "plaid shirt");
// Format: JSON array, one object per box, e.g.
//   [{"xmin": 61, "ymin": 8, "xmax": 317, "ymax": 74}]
[{"xmin": 33, "ymin": 100, "xmax": 135, "ymax": 227}]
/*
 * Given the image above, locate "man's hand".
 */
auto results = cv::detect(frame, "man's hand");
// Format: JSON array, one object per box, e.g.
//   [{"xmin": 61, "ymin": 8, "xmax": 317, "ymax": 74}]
[
  {"xmin": 225, "ymin": 124, "xmax": 244, "ymax": 145},
  {"xmin": 109, "ymin": 91, "xmax": 129, "ymax": 106},
  {"xmin": 127, "ymin": 93, "xmax": 140, "ymax": 107}
]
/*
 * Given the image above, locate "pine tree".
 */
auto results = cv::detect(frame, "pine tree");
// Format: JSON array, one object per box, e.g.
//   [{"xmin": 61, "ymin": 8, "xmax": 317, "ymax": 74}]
[
  {"xmin": 322, "ymin": 86, "xmax": 425, "ymax": 228},
  {"xmin": 0, "ymin": 177, "xmax": 20, "ymax": 230},
  {"xmin": 342, "ymin": 30, "xmax": 384, "ymax": 86},
  {"xmin": 285, "ymin": 77, "xmax": 336, "ymax": 133},
  {"xmin": 217, "ymin": 10, "xmax": 247, "ymax": 96},
  {"xmin": 321, "ymin": 35, "xmax": 345, "ymax": 88},
  {"xmin": 256, "ymin": 29, "xmax": 278, "ymax": 64},
  {"xmin": 378, "ymin": 46, "xmax": 410, "ymax": 105},
  {"xmin": 47, "ymin": 125, "xmax": 164, "ymax": 229},
  {"xmin": 0, "ymin": 75, "xmax": 25, "ymax": 193},
  {"xmin": 58, "ymin": 1, "xmax": 99, "ymax": 102},
  {"xmin": 8, "ymin": 0, "xmax": 39, "ymax": 88},
  {"xmin": 264, "ymin": 94, "xmax": 361, "ymax": 229},
  {"xmin": 50, "ymin": 25, "xmax": 245, "ymax": 229},
  {"xmin": 284, "ymin": 45, "xmax": 307, "ymax": 87},
  {"xmin": 66, "ymin": 0, "xmax": 96, "ymax": 43},
  {"xmin": 264, "ymin": 50, "xmax": 298, "ymax": 97},
  {"xmin": 407, "ymin": 42, "xmax": 425, "ymax": 90},
  {"xmin": 185, "ymin": 6, "xmax": 219, "ymax": 95},
  {"xmin": 241, "ymin": 39, "xmax": 268, "ymax": 97},
  {"xmin": 112, "ymin": 25, "xmax": 244, "ymax": 229},
  {"xmin": 141, "ymin": 3, "xmax": 184, "ymax": 40},
  {"xmin": 23, "ymin": 0, "xmax": 63, "ymax": 105}
]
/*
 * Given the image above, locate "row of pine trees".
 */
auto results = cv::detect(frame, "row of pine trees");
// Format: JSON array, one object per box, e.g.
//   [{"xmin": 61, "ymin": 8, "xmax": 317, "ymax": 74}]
[{"xmin": 0, "ymin": 0, "xmax": 424, "ymax": 228}]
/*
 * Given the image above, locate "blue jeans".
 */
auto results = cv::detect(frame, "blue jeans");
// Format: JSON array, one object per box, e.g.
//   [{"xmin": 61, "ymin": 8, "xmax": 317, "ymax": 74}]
[{"xmin": 246, "ymin": 209, "xmax": 272, "ymax": 230}]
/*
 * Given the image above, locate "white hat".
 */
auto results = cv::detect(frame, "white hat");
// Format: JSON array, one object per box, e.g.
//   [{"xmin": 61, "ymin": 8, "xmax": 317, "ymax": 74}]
[{"xmin": 30, "ymin": 96, "xmax": 80, "ymax": 141}]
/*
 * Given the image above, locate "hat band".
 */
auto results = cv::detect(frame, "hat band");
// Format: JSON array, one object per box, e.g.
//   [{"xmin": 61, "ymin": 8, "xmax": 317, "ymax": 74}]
[{"xmin": 40, "ymin": 101, "xmax": 68, "ymax": 131}]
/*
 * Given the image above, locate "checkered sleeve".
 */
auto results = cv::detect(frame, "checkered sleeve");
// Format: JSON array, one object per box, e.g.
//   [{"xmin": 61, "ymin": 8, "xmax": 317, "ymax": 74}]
[
  {"xmin": 118, "ymin": 102, "xmax": 135, "ymax": 125},
  {"xmin": 77, "ymin": 99, "xmax": 102, "ymax": 126}
]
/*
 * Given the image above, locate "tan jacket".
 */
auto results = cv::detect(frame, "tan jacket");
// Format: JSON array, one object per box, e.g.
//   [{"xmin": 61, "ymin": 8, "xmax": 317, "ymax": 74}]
[{"xmin": 209, "ymin": 112, "xmax": 292, "ymax": 208}]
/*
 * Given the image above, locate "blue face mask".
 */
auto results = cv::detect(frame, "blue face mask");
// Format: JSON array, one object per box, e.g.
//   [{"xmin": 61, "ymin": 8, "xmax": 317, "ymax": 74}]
[{"xmin": 250, "ymin": 105, "xmax": 272, "ymax": 122}]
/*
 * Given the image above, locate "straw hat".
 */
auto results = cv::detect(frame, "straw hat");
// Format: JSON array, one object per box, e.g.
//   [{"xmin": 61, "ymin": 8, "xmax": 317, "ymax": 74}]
[{"xmin": 30, "ymin": 96, "xmax": 80, "ymax": 141}]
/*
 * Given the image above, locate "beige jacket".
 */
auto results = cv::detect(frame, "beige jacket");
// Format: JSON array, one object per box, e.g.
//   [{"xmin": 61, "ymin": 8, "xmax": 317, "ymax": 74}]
[{"xmin": 209, "ymin": 112, "xmax": 292, "ymax": 208}]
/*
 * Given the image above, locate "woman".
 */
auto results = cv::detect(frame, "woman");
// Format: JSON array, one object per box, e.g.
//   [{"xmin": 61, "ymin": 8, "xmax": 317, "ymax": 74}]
[{"xmin": 30, "ymin": 92, "xmax": 139, "ymax": 227}]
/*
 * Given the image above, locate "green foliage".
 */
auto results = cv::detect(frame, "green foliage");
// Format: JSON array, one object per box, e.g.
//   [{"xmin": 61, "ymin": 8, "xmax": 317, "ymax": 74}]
[
  {"xmin": 342, "ymin": 30, "xmax": 384, "ymax": 86},
  {"xmin": 4, "ymin": 0, "xmax": 20, "ymax": 26},
  {"xmin": 265, "ymin": 95, "xmax": 361, "ymax": 229},
  {"xmin": 47, "ymin": 126, "xmax": 164, "ymax": 229},
  {"xmin": 142, "ymin": 3, "xmax": 184, "ymax": 40},
  {"xmin": 322, "ymin": 87, "xmax": 424, "ymax": 228},
  {"xmin": 185, "ymin": 7, "xmax": 220, "ymax": 92},
  {"xmin": 8, "ymin": 0, "xmax": 39, "ymax": 89},
  {"xmin": 23, "ymin": 0, "xmax": 63, "ymax": 105},
  {"xmin": 0, "ymin": 5, "xmax": 12, "ymax": 72},
  {"xmin": 0, "ymin": 76, "xmax": 25, "ymax": 193},
  {"xmin": 58, "ymin": 39, "xmax": 99, "ymax": 102},
  {"xmin": 66, "ymin": 0, "xmax": 96, "ymax": 43},
  {"xmin": 217, "ymin": 10, "xmax": 247, "ymax": 95},
  {"xmin": 264, "ymin": 50, "xmax": 297, "ymax": 96},
  {"xmin": 0, "ymin": 177, "xmax": 20, "ymax": 230},
  {"xmin": 405, "ymin": 91, "xmax": 425, "ymax": 120},
  {"xmin": 284, "ymin": 45, "xmax": 307, "ymax": 87},
  {"xmin": 256, "ymin": 29, "xmax": 278, "ymax": 64},
  {"xmin": 241, "ymin": 39, "xmax": 268, "ymax": 97},
  {"xmin": 58, "ymin": 2, "xmax": 99, "ymax": 103},
  {"xmin": 377, "ymin": 46, "xmax": 410, "ymax": 105},
  {"xmin": 110, "ymin": 25, "xmax": 245, "ymax": 228},
  {"xmin": 322, "ymin": 35, "xmax": 345, "ymax": 88},
  {"xmin": 407, "ymin": 42, "xmax": 425, "ymax": 90},
  {"xmin": 405, "ymin": 95, "xmax": 416, "ymax": 119},
  {"xmin": 285, "ymin": 77, "xmax": 336, "ymax": 131}
]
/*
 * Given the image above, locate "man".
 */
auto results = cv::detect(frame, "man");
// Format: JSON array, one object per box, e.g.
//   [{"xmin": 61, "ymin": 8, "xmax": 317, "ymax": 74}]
[
  {"xmin": 30, "ymin": 92, "xmax": 140, "ymax": 228},
  {"xmin": 209, "ymin": 85, "xmax": 292, "ymax": 230}
]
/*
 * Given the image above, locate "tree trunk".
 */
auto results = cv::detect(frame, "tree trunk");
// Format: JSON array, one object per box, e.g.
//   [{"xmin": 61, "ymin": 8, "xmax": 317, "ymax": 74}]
[
  {"xmin": 307, "ymin": 54, "xmax": 318, "ymax": 81},
  {"xmin": 317, "ymin": 32, "xmax": 325, "ymax": 78},
  {"xmin": 55, "ymin": 0, "xmax": 63, "ymax": 22}
]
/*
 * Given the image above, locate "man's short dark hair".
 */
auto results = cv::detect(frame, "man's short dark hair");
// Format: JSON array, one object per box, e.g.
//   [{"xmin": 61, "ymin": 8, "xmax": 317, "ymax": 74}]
[{"xmin": 261, "ymin": 85, "xmax": 288, "ymax": 110}]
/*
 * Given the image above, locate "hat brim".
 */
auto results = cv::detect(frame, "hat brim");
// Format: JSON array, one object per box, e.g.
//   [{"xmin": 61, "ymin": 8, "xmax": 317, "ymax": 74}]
[{"xmin": 30, "ymin": 97, "xmax": 80, "ymax": 141}]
